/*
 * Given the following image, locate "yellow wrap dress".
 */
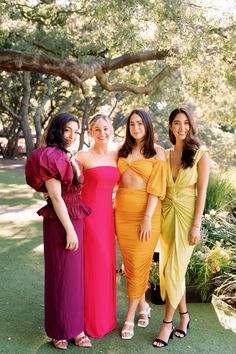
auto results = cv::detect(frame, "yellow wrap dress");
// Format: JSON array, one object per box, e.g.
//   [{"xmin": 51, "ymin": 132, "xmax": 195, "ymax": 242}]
[
  {"xmin": 115, "ymin": 157, "xmax": 166, "ymax": 299},
  {"xmin": 160, "ymin": 147, "xmax": 207, "ymax": 309}
]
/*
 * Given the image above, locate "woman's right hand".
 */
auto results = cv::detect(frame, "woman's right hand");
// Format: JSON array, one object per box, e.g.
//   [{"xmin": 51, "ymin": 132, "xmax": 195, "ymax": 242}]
[
  {"xmin": 66, "ymin": 231, "xmax": 79, "ymax": 251},
  {"xmin": 139, "ymin": 216, "xmax": 151, "ymax": 241}
]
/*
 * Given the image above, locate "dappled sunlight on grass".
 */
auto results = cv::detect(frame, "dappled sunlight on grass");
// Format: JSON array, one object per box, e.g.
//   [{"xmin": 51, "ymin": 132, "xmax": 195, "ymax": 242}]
[
  {"xmin": 0, "ymin": 170, "xmax": 26, "ymax": 185},
  {"xmin": 0, "ymin": 204, "xmax": 44, "ymax": 221},
  {"xmin": 0, "ymin": 183, "xmax": 44, "ymax": 208},
  {"xmin": 0, "ymin": 183, "xmax": 32, "ymax": 194},
  {"xmin": 32, "ymin": 243, "xmax": 44, "ymax": 254},
  {"xmin": 0, "ymin": 220, "xmax": 42, "ymax": 255}
]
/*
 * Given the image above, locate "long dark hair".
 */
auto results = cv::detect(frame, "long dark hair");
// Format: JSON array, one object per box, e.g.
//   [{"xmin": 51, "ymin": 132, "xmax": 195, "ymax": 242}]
[
  {"xmin": 169, "ymin": 107, "xmax": 200, "ymax": 168},
  {"xmin": 45, "ymin": 112, "xmax": 79, "ymax": 152},
  {"xmin": 118, "ymin": 108, "xmax": 156, "ymax": 158},
  {"xmin": 45, "ymin": 112, "xmax": 81, "ymax": 185}
]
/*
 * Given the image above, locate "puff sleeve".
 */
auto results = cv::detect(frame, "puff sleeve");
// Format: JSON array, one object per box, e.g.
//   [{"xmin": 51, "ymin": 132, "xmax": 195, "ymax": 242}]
[
  {"xmin": 25, "ymin": 147, "xmax": 73, "ymax": 192},
  {"xmin": 146, "ymin": 160, "xmax": 167, "ymax": 200}
]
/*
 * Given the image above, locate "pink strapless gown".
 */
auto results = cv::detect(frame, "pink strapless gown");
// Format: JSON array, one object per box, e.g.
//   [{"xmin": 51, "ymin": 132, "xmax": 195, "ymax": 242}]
[{"xmin": 82, "ymin": 166, "xmax": 120, "ymax": 338}]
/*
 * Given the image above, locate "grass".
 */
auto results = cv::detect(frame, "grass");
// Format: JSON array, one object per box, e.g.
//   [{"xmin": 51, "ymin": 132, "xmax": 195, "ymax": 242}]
[{"xmin": 1, "ymin": 159, "xmax": 236, "ymax": 354}]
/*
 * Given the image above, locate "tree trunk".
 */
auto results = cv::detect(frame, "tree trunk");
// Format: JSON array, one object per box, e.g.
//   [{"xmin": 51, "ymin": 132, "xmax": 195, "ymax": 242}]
[
  {"xmin": 79, "ymin": 97, "xmax": 93, "ymax": 150},
  {"xmin": 4, "ymin": 122, "xmax": 21, "ymax": 158},
  {"xmin": 20, "ymin": 72, "xmax": 34, "ymax": 157}
]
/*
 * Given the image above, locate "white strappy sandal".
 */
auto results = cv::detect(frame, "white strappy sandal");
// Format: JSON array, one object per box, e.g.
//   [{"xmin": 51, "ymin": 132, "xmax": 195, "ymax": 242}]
[
  {"xmin": 121, "ymin": 321, "xmax": 134, "ymax": 340},
  {"xmin": 74, "ymin": 331, "xmax": 92, "ymax": 347},
  {"xmin": 137, "ymin": 305, "xmax": 151, "ymax": 328}
]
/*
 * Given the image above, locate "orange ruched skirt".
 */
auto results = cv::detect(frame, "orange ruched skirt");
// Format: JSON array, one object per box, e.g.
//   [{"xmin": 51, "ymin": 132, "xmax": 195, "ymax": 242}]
[{"xmin": 114, "ymin": 188, "xmax": 161, "ymax": 299}]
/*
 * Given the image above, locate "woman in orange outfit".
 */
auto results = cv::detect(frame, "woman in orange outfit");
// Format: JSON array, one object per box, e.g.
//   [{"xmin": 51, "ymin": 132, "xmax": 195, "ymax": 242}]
[{"xmin": 114, "ymin": 108, "xmax": 167, "ymax": 340}]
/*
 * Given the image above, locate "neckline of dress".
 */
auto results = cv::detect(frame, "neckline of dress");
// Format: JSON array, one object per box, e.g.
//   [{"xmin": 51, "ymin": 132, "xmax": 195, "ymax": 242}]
[
  {"xmin": 120, "ymin": 157, "xmax": 155, "ymax": 163},
  {"xmin": 84, "ymin": 165, "xmax": 118, "ymax": 172},
  {"xmin": 169, "ymin": 149, "xmax": 182, "ymax": 184}
]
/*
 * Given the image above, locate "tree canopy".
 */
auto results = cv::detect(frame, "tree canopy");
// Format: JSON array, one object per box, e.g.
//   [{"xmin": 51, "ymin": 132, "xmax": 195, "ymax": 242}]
[{"xmin": 0, "ymin": 0, "xmax": 235, "ymax": 162}]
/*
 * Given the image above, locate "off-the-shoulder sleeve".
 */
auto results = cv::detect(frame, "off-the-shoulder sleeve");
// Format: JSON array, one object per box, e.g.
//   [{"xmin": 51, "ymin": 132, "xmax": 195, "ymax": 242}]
[
  {"xmin": 146, "ymin": 160, "xmax": 167, "ymax": 200},
  {"xmin": 25, "ymin": 147, "xmax": 73, "ymax": 192}
]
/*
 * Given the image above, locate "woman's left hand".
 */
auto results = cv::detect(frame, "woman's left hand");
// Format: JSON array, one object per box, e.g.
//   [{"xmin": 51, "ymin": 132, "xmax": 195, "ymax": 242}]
[
  {"xmin": 189, "ymin": 225, "xmax": 201, "ymax": 245},
  {"xmin": 43, "ymin": 192, "xmax": 49, "ymax": 201},
  {"xmin": 139, "ymin": 216, "xmax": 151, "ymax": 241}
]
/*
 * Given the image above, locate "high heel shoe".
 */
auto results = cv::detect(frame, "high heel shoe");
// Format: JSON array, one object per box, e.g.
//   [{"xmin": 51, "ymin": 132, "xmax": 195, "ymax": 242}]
[
  {"xmin": 137, "ymin": 304, "xmax": 151, "ymax": 327},
  {"xmin": 121, "ymin": 321, "xmax": 134, "ymax": 340},
  {"xmin": 175, "ymin": 311, "xmax": 191, "ymax": 338},
  {"xmin": 74, "ymin": 331, "xmax": 92, "ymax": 347},
  {"xmin": 52, "ymin": 339, "xmax": 68, "ymax": 350},
  {"xmin": 153, "ymin": 320, "xmax": 174, "ymax": 348}
]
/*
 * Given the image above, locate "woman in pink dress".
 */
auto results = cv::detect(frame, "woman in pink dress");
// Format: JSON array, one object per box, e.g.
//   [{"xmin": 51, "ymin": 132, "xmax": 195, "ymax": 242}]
[
  {"xmin": 25, "ymin": 113, "xmax": 92, "ymax": 350},
  {"xmin": 75, "ymin": 114, "xmax": 120, "ymax": 338}
]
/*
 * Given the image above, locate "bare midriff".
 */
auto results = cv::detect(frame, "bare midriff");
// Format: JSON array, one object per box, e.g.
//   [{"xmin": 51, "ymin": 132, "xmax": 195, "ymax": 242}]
[{"xmin": 119, "ymin": 168, "xmax": 146, "ymax": 190}]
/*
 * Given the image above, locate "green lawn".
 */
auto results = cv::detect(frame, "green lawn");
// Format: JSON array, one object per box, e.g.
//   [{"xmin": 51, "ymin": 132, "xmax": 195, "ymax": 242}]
[{"xmin": 0, "ymin": 159, "xmax": 236, "ymax": 354}]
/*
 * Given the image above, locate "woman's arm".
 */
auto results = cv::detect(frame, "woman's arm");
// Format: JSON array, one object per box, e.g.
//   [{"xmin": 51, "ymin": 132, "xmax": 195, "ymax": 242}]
[
  {"xmin": 45, "ymin": 178, "xmax": 79, "ymax": 251},
  {"xmin": 140, "ymin": 194, "xmax": 158, "ymax": 241},
  {"xmin": 140, "ymin": 146, "xmax": 166, "ymax": 241},
  {"xmin": 189, "ymin": 152, "xmax": 210, "ymax": 245}
]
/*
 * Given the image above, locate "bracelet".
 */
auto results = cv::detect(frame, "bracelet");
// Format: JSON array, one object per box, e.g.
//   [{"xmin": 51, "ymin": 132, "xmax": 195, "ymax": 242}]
[
  {"xmin": 144, "ymin": 214, "xmax": 152, "ymax": 218},
  {"xmin": 192, "ymin": 224, "xmax": 200, "ymax": 229}
]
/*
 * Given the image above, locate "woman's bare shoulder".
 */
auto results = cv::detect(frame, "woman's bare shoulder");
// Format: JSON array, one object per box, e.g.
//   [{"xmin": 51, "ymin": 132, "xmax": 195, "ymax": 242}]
[
  {"xmin": 110, "ymin": 150, "xmax": 118, "ymax": 159},
  {"xmin": 75, "ymin": 149, "xmax": 90, "ymax": 162},
  {"xmin": 154, "ymin": 145, "xmax": 166, "ymax": 161}
]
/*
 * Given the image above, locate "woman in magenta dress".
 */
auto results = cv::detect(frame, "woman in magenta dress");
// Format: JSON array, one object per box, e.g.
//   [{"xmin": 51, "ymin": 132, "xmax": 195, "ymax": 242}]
[
  {"xmin": 25, "ymin": 113, "xmax": 92, "ymax": 350},
  {"xmin": 76, "ymin": 114, "xmax": 120, "ymax": 338}
]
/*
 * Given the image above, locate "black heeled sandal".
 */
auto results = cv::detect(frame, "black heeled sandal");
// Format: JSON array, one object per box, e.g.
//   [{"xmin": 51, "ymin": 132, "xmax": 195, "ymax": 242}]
[
  {"xmin": 153, "ymin": 320, "xmax": 174, "ymax": 348},
  {"xmin": 175, "ymin": 311, "xmax": 191, "ymax": 338}
]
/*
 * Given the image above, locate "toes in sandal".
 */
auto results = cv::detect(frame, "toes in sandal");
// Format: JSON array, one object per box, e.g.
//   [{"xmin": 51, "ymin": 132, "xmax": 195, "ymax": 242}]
[
  {"xmin": 52, "ymin": 339, "xmax": 68, "ymax": 350},
  {"xmin": 175, "ymin": 311, "xmax": 191, "ymax": 338},
  {"xmin": 153, "ymin": 320, "xmax": 174, "ymax": 348},
  {"xmin": 121, "ymin": 321, "xmax": 134, "ymax": 340},
  {"xmin": 137, "ymin": 305, "xmax": 151, "ymax": 328},
  {"xmin": 75, "ymin": 332, "xmax": 92, "ymax": 347}
]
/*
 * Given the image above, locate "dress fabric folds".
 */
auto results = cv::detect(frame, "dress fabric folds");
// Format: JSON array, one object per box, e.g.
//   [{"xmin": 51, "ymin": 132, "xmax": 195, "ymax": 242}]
[
  {"xmin": 115, "ymin": 158, "xmax": 166, "ymax": 299},
  {"xmin": 25, "ymin": 147, "xmax": 90, "ymax": 340},
  {"xmin": 82, "ymin": 166, "xmax": 120, "ymax": 338},
  {"xmin": 160, "ymin": 147, "xmax": 207, "ymax": 309}
]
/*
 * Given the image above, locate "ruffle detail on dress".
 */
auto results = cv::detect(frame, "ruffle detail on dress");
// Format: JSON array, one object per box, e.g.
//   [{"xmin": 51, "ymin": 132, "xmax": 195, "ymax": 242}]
[{"xmin": 37, "ymin": 200, "xmax": 91, "ymax": 220}]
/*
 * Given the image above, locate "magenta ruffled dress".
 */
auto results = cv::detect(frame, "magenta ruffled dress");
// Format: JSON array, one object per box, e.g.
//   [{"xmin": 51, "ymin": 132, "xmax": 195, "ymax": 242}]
[
  {"xmin": 82, "ymin": 166, "xmax": 120, "ymax": 338},
  {"xmin": 25, "ymin": 147, "xmax": 91, "ymax": 340}
]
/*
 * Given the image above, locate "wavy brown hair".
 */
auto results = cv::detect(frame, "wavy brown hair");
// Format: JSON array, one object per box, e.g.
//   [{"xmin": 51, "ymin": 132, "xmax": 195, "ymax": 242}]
[
  {"xmin": 169, "ymin": 107, "xmax": 200, "ymax": 168},
  {"xmin": 118, "ymin": 108, "xmax": 156, "ymax": 158}
]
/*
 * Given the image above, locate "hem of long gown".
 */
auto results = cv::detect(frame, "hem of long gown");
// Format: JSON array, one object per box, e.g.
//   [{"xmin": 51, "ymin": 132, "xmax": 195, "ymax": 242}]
[
  {"xmin": 86, "ymin": 325, "xmax": 116, "ymax": 339},
  {"xmin": 162, "ymin": 288, "xmax": 186, "ymax": 310},
  {"xmin": 45, "ymin": 328, "xmax": 85, "ymax": 341}
]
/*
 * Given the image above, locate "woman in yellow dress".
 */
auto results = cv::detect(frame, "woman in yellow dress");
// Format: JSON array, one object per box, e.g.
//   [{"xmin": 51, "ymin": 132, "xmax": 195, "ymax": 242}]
[
  {"xmin": 114, "ymin": 108, "xmax": 166, "ymax": 340},
  {"xmin": 153, "ymin": 107, "xmax": 210, "ymax": 348}
]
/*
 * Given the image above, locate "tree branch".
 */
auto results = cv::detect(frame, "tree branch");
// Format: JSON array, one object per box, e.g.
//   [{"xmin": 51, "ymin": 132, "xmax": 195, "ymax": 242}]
[
  {"xmin": 0, "ymin": 48, "xmax": 179, "ymax": 94},
  {"xmin": 0, "ymin": 49, "xmax": 104, "ymax": 86},
  {"xmin": 0, "ymin": 96, "xmax": 21, "ymax": 121},
  {"xmin": 96, "ymin": 64, "xmax": 180, "ymax": 94},
  {"xmin": 103, "ymin": 49, "xmax": 178, "ymax": 71}
]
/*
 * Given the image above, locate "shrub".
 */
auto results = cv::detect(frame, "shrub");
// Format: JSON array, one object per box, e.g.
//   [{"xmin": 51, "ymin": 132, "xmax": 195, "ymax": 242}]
[
  {"xmin": 202, "ymin": 209, "xmax": 236, "ymax": 246},
  {"xmin": 205, "ymin": 172, "xmax": 236, "ymax": 213}
]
